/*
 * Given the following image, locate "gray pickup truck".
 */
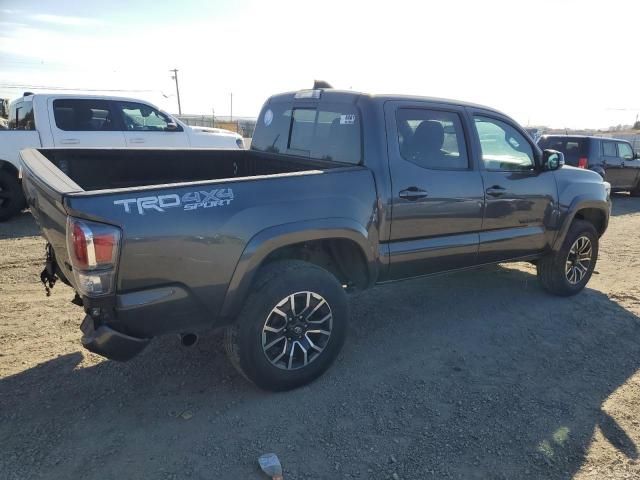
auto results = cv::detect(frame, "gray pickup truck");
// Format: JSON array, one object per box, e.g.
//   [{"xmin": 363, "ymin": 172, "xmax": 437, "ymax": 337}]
[{"xmin": 21, "ymin": 88, "xmax": 611, "ymax": 391}]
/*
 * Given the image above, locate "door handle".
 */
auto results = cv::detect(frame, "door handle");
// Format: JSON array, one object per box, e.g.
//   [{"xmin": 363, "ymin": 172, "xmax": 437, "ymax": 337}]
[
  {"xmin": 60, "ymin": 139, "xmax": 80, "ymax": 145},
  {"xmin": 399, "ymin": 187, "xmax": 428, "ymax": 200},
  {"xmin": 486, "ymin": 185, "xmax": 507, "ymax": 197},
  {"xmin": 129, "ymin": 138, "xmax": 146, "ymax": 144}
]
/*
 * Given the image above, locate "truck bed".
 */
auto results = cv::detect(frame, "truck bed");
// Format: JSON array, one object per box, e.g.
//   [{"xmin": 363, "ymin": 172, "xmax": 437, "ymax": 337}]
[{"xmin": 33, "ymin": 148, "xmax": 343, "ymax": 192}]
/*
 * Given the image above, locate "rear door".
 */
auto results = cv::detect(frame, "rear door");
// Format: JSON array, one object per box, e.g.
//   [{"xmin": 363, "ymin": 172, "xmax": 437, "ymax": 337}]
[
  {"xmin": 385, "ymin": 101, "xmax": 484, "ymax": 279},
  {"xmin": 601, "ymin": 140, "xmax": 625, "ymax": 188},
  {"xmin": 471, "ymin": 112, "xmax": 557, "ymax": 262},
  {"xmin": 616, "ymin": 141, "xmax": 640, "ymax": 189},
  {"xmin": 114, "ymin": 101, "xmax": 189, "ymax": 148},
  {"xmin": 49, "ymin": 98, "xmax": 126, "ymax": 147}
]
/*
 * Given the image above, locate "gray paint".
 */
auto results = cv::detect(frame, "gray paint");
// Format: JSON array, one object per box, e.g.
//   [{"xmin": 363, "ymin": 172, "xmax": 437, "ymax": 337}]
[{"xmin": 20, "ymin": 90, "xmax": 611, "ymax": 357}]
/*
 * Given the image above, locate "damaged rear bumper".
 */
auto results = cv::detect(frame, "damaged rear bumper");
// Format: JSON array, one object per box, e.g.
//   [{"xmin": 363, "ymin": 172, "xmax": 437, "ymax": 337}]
[{"xmin": 80, "ymin": 315, "xmax": 150, "ymax": 361}]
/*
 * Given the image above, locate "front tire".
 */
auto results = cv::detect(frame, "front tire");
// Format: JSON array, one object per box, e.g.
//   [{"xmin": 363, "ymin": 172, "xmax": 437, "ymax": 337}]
[
  {"xmin": 224, "ymin": 260, "xmax": 348, "ymax": 391},
  {"xmin": 537, "ymin": 219, "xmax": 598, "ymax": 296},
  {"xmin": 0, "ymin": 170, "xmax": 25, "ymax": 222}
]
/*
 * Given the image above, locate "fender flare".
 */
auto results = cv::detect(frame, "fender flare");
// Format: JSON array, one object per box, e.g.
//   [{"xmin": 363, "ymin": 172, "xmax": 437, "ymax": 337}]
[
  {"xmin": 219, "ymin": 218, "xmax": 377, "ymax": 319},
  {"xmin": 552, "ymin": 196, "xmax": 610, "ymax": 251}
]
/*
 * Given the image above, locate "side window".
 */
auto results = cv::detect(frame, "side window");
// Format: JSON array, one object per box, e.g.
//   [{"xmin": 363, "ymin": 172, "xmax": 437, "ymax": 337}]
[
  {"xmin": 474, "ymin": 116, "xmax": 534, "ymax": 171},
  {"xmin": 116, "ymin": 102, "xmax": 180, "ymax": 132},
  {"xmin": 7, "ymin": 101, "xmax": 36, "ymax": 130},
  {"xmin": 396, "ymin": 109, "xmax": 468, "ymax": 169},
  {"xmin": 617, "ymin": 142, "xmax": 633, "ymax": 160},
  {"xmin": 602, "ymin": 141, "xmax": 617, "ymax": 157},
  {"xmin": 53, "ymin": 99, "xmax": 116, "ymax": 131}
]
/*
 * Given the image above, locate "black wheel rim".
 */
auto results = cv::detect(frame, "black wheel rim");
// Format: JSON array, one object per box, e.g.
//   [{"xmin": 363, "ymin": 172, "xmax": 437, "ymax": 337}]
[
  {"xmin": 261, "ymin": 291, "xmax": 333, "ymax": 370},
  {"xmin": 565, "ymin": 236, "xmax": 592, "ymax": 285}
]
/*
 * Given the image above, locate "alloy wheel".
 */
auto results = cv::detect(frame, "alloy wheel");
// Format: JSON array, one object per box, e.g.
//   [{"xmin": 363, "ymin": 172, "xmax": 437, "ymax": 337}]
[
  {"xmin": 261, "ymin": 291, "xmax": 333, "ymax": 370},
  {"xmin": 565, "ymin": 236, "xmax": 592, "ymax": 285}
]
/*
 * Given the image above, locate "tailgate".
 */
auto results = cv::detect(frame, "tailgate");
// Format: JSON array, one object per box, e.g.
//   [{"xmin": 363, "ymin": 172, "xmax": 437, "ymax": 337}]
[{"xmin": 20, "ymin": 148, "xmax": 83, "ymax": 274}]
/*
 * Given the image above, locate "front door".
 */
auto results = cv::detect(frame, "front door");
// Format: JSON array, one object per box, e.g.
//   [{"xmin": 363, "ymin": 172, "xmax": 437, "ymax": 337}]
[
  {"xmin": 471, "ymin": 114, "xmax": 557, "ymax": 263},
  {"xmin": 49, "ymin": 98, "xmax": 126, "ymax": 147},
  {"xmin": 385, "ymin": 102, "xmax": 484, "ymax": 279},
  {"xmin": 616, "ymin": 141, "xmax": 640, "ymax": 190},
  {"xmin": 601, "ymin": 140, "xmax": 625, "ymax": 189},
  {"xmin": 114, "ymin": 101, "xmax": 190, "ymax": 148}
]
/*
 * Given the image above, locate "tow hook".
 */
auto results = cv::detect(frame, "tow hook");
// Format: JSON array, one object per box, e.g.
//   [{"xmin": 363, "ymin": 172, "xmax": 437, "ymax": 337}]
[{"xmin": 40, "ymin": 243, "xmax": 58, "ymax": 296}]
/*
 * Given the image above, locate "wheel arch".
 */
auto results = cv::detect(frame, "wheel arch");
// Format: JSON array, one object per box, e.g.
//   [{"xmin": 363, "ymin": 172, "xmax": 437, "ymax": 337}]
[
  {"xmin": 0, "ymin": 159, "xmax": 20, "ymax": 177},
  {"xmin": 220, "ymin": 218, "xmax": 378, "ymax": 319},
  {"xmin": 552, "ymin": 198, "xmax": 609, "ymax": 251}
]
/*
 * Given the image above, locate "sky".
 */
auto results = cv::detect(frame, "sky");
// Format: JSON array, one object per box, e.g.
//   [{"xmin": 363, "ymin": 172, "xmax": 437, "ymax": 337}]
[{"xmin": 0, "ymin": 0, "xmax": 638, "ymax": 129}]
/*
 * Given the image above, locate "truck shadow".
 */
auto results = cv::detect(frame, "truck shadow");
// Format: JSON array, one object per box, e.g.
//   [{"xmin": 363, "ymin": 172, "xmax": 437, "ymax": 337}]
[
  {"xmin": 1, "ymin": 265, "xmax": 639, "ymax": 479},
  {"xmin": 610, "ymin": 192, "xmax": 640, "ymax": 216},
  {"xmin": 0, "ymin": 210, "xmax": 41, "ymax": 239}
]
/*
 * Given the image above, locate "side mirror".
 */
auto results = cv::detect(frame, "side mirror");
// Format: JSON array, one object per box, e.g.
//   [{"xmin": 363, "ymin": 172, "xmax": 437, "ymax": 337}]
[
  {"xmin": 165, "ymin": 122, "xmax": 178, "ymax": 132},
  {"xmin": 634, "ymin": 152, "xmax": 640, "ymax": 160},
  {"xmin": 541, "ymin": 149, "xmax": 564, "ymax": 171}
]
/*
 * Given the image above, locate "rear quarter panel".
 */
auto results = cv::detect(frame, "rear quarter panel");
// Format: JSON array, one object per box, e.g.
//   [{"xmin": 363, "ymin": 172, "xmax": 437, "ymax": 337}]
[{"xmin": 64, "ymin": 167, "xmax": 378, "ymax": 327}]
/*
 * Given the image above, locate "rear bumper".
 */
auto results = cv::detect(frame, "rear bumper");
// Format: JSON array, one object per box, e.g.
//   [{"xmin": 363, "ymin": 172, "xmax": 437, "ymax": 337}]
[
  {"xmin": 80, "ymin": 315, "xmax": 150, "ymax": 361},
  {"xmin": 78, "ymin": 284, "xmax": 209, "ymax": 360}
]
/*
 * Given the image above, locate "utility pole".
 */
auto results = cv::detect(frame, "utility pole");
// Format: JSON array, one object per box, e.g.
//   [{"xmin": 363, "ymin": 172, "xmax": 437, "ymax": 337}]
[
  {"xmin": 230, "ymin": 92, "xmax": 233, "ymax": 122},
  {"xmin": 169, "ymin": 69, "xmax": 182, "ymax": 115}
]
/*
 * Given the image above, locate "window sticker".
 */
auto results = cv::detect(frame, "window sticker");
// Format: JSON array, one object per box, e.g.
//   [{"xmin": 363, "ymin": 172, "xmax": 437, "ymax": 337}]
[
  {"xmin": 263, "ymin": 109, "xmax": 273, "ymax": 126},
  {"xmin": 340, "ymin": 114, "xmax": 355, "ymax": 125}
]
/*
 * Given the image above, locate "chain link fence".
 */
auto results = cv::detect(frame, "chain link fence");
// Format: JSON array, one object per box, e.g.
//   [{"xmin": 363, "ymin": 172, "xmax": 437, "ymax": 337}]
[{"xmin": 176, "ymin": 115, "xmax": 256, "ymax": 139}]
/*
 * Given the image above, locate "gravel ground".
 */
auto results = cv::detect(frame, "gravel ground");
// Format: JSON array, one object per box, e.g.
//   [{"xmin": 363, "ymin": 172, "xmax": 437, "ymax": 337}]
[{"xmin": 1, "ymin": 195, "xmax": 640, "ymax": 480}]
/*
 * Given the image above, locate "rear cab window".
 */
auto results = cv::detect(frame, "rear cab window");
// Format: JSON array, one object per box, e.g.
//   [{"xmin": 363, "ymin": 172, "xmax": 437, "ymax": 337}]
[{"xmin": 252, "ymin": 98, "xmax": 362, "ymax": 165}]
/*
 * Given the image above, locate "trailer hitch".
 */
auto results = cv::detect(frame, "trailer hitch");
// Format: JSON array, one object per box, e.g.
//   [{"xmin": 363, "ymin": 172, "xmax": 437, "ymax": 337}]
[{"xmin": 40, "ymin": 243, "xmax": 58, "ymax": 296}]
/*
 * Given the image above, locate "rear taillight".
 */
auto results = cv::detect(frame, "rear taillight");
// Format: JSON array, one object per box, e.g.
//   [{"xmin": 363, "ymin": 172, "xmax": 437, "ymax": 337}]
[
  {"xmin": 578, "ymin": 157, "xmax": 588, "ymax": 169},
  {"xmin": 66, "ymin": 217, "xmax": 121, "ymax": 296}
]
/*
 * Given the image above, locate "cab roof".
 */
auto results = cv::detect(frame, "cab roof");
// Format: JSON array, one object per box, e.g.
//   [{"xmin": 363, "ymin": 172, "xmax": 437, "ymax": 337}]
[{"xmin": 268, "ymin": 88, "xmax": 505, "ymax": 115}]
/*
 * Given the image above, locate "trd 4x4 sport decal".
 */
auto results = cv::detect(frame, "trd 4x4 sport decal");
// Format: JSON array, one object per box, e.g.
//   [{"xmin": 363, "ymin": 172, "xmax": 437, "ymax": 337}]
[{"xmin": 113, "ymin": 188, "xmax": 234, "ymax": 215}]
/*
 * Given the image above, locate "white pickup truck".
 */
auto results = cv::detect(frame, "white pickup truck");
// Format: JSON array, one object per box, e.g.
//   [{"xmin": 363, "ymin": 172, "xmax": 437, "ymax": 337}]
[{"xmin": 0, "ymin": 93, "xmax": 244, "ymax": 220}]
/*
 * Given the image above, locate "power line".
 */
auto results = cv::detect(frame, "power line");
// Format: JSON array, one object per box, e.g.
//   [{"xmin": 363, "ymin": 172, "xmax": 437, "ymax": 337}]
[{"xmin": 0, "ymin": 83, "xmax": 155, "ymax": 93}]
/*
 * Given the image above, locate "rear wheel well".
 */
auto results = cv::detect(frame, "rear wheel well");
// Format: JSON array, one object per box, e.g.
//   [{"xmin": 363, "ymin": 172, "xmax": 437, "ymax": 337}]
[
  {"xmin": 260, "ymin": 238, "xmax": 369, "ymax": 290},
  {"xmin": 574, "ymin": 208, "xmax": 606, "ymax": 236},
  {"xmin": 0, "ymin": 160, "xmax": 19, "ymax": 177}
]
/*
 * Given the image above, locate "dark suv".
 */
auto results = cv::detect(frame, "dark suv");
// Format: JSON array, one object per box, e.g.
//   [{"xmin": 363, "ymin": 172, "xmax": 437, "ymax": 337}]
[{"xmin": 538, "ymin": 135, "xmax": 640, "ymax": 195}]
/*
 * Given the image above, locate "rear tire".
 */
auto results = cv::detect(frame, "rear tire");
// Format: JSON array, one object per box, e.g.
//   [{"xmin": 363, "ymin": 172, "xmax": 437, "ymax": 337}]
[
  {"xmin": 0, "ymin": 170, "xmax": 25, "ymax": 222},
  {"xmin": 224, "ymin": 260, "xmax": 348, "ymax": 391},
  {"xmin": 537, "ymin": 220, "xmax": 598, "ymax": 296}
]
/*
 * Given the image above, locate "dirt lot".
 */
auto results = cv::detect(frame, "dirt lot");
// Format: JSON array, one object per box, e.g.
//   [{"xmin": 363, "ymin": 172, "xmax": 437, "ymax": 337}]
[{"xmin": 1, "ymin": 195, "xmax": 640, "ymax": 480}]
